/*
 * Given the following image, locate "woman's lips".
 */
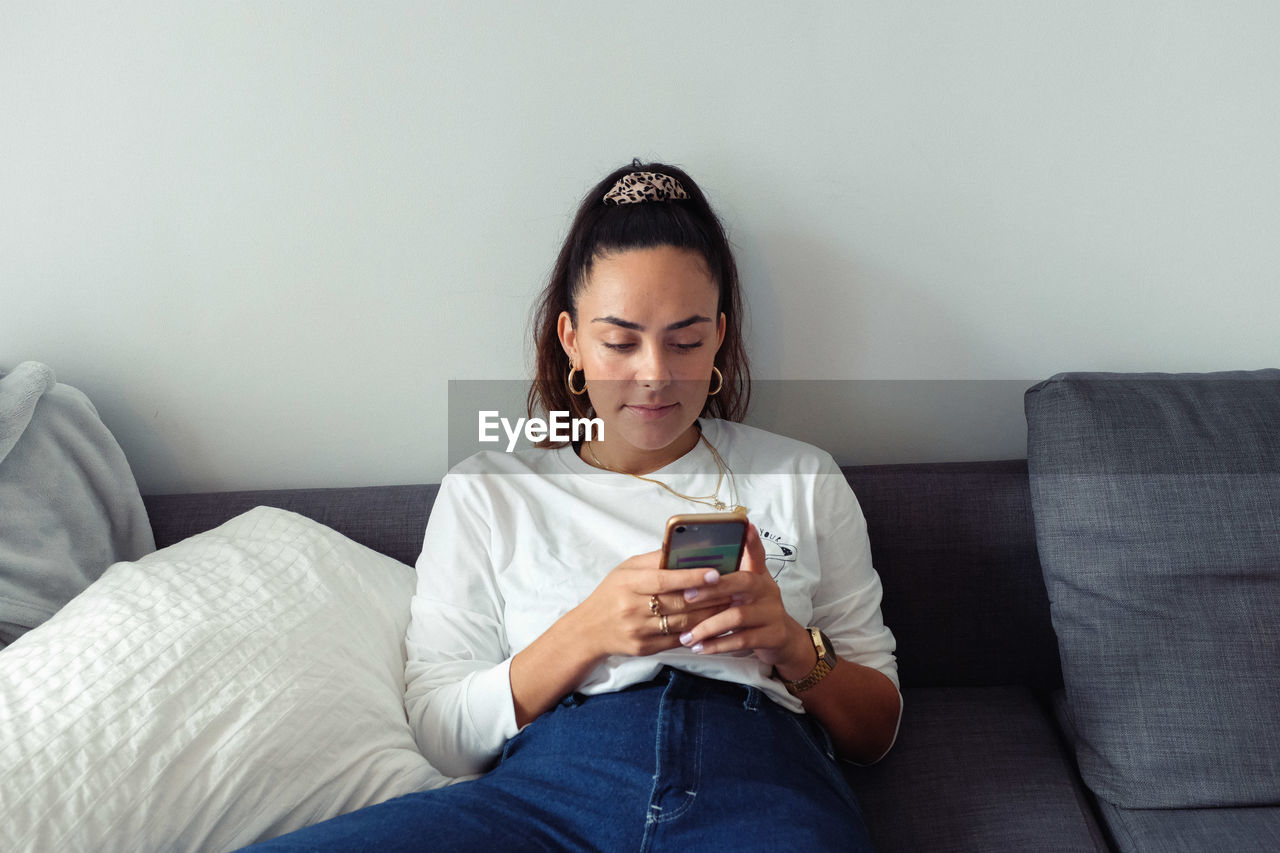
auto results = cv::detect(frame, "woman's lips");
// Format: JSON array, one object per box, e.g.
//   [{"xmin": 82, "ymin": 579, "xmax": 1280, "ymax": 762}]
[{"xmin": 625, "ymin": 402, "xmax": 678, "ymax": 421}]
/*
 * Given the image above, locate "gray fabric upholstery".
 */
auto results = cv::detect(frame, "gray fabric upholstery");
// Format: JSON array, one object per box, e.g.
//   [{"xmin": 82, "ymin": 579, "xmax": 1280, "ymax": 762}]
[
  {"xmin": 1095, "ymin": 801, "xmax": 1280, "ymax": 853},
  {"xmin": 845, "ymin": 687, "xmax": 1109, "ymax": 852},
  {"xmin": 148, "ymin": 462, "xmax": 1068, "ymax": 698},
  {"xmin": 1053, "ymin": 688, "xmax": 1280, "ymax": 852},
  {"xmin": 144, "ymin": 484, "xmax": 439, "ymax": 568},
  {"xmin": 1026, "ymin": 371, "xmax": 1280, "ymax": 809},
  {"xmin": 141, "ymin": 461, "xmax": 1107, "ymax": 849},
  {"xmin": 845, "ymin": 461, "xmax": 1061, "ymax": 692}
]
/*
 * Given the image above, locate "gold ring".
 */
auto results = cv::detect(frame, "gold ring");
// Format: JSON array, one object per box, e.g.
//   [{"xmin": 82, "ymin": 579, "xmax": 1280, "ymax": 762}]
[
  {"xmin": 659, "ymin": 614, "xmax": 670, "ymax": 636},
  {"xmin": 649, "ymin": 595, "xmax": 662, "ymax": 616}
]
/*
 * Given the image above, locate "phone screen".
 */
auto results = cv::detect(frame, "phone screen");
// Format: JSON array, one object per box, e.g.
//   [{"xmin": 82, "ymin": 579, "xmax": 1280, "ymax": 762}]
[{"xmin": 663, "ymin": 517, "xmax": 746, "ymax": 575}]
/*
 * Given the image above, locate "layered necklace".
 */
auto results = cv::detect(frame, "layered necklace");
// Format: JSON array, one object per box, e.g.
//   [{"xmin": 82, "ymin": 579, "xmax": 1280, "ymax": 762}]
[{"xmin": 584, "ymin": 425, "xmax": 746, "ymax": 513}]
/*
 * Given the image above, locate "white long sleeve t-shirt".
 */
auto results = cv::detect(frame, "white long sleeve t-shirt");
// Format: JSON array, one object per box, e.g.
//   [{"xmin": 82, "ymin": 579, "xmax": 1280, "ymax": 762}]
[{"xmin": 403, "ymin": 419, "xmax": 898, "ymax": 778}]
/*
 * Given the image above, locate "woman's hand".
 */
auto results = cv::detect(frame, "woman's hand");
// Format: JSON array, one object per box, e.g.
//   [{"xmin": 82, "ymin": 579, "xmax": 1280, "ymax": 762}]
[
  {"xmin": 670, "ymin": 523, "xmax": 903, "ymax": 764},
  {"xmin": 569, "ymin": 550, "xmax": 740, "ymax": 660},
  {"xmin": 509, "ymin": 550, "xmax": 738, "ymax": 728},
  {"xmin": 674, "ymin": 524, "xmax": 815, "ymax": 675}
]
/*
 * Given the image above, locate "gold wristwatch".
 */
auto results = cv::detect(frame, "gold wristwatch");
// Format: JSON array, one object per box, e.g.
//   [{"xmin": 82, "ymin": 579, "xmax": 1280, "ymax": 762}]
[{"xmin": 777, "ymin": 627, "xmax": 838, "ymax": 695}]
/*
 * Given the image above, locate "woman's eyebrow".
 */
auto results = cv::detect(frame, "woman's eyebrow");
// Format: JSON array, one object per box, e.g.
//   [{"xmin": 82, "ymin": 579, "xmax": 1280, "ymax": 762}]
[{"xmin": 591, "ymin": 314, "xmax": 712, "ymax": 331}]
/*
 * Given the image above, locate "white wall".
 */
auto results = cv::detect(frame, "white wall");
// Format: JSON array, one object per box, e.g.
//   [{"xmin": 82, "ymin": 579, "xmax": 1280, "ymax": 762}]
[{"xmin": 3, "ymin": 2, "xmax": 1277, "ymax": 493}]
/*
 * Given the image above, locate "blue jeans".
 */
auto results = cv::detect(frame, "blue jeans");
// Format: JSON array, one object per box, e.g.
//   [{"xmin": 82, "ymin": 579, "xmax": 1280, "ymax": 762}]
[{"xmin": 242, "ymin": 668, "xmax": 874, "ymax": 852}]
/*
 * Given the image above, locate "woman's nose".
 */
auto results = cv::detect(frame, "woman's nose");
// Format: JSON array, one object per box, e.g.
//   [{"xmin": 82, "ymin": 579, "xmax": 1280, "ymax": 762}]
[{"xmin": 635, "ymin": 344, "xmax": 672, "ymax": 386}]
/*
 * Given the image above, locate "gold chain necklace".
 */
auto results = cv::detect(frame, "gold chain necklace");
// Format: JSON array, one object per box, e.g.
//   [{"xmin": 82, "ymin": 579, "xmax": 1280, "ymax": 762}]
[{"xmin": 584, "ymin": 427, "xmax": 746, "ymax": 513}]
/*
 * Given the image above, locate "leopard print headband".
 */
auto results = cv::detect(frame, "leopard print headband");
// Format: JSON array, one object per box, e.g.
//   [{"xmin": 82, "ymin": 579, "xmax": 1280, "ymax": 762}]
[{"xmin": 602, "ymin": 171, "xmax": 690, "ymax": 205}]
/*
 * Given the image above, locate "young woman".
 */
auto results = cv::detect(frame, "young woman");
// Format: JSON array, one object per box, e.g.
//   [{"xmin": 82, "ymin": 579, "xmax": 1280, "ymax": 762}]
[{"xmin": 246, "ymin": 162, "xmax": 900, "ymax": 851}]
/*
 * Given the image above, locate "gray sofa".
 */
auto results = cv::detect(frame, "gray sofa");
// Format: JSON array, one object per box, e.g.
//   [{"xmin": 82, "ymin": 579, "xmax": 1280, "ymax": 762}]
[
  {"xmin": 143, "ymin": 460, "xmax": 1107, "ymax": 852},
  {"xmin": 141, "ymin": 369, "xmax": 1280, "ymax": 852}
]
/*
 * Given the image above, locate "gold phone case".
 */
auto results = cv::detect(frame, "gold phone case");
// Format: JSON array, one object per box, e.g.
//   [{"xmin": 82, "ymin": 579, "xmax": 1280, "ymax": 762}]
[{"xmin": 661, "ymin": 509, "xmax": 749, "ymax": 573}]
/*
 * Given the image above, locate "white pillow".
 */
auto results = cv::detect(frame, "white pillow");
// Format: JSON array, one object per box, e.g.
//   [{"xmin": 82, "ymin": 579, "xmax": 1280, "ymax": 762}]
[{"xmin": 0, "ymin": 506, "xmax": 449, "ymax": 852}]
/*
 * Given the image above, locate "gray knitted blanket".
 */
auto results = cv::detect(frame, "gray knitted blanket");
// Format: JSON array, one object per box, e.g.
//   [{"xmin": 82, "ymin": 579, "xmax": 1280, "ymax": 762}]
[{"xmin": 0, "ymin": 362, "xmax": 154, "ymax": 647}]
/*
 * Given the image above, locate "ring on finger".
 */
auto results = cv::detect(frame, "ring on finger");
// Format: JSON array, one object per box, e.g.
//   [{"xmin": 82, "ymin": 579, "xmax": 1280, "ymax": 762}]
[
  {"xmin": 649, "ymin": 595, "xmax": 663, "ymax": 616},
  {"xmin": 659, "ymin": 614, "xmax": 670, "ymax": 636}
]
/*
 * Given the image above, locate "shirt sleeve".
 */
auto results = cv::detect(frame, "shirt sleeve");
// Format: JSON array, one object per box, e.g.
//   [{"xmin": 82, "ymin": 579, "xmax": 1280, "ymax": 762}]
[
  {"xmin": 810, "ymin": 454, "xmax": 901, "ymax": 690},
  {"xmin": 808, "ymin": 454, "xmax": 904, "ymax": 762},
  {"xmin": 403, "ymin": 471, "xmax": 520, "ymax": 778}
]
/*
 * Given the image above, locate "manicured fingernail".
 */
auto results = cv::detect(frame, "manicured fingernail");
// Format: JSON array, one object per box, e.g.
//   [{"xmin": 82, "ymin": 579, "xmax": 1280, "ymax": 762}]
[
  {"xmin": 683, "ymin": 588, "xmax": 699, "ymax": 602},
  {"xmin": 690, "ymin": 643, "xmax": 705, "ymax": 654},
  {"xmin": 679, "ymin": 632, "xmax": 694, "ymax": 645},
  {"xmin": 703, "ymin": 570, "xmax": 721, "ymax": 584}
]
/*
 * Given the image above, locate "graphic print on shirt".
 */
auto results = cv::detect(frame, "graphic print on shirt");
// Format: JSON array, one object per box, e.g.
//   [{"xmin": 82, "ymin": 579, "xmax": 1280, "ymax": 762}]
[{"xmin": 756, "ymin": 528, "xmax": 797, "ymax": 580}]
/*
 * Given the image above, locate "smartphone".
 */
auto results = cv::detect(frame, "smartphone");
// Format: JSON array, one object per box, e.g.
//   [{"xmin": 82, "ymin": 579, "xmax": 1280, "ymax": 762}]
[{"xmin": 661, "ymin": 511, "xmax": 748, "ymax": 575}]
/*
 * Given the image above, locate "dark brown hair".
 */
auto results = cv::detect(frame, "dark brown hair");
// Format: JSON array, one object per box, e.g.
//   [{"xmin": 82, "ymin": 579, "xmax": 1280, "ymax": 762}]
[{"xmin": 526, "ymin": 160, "xmax": 751, "ymax": 433}]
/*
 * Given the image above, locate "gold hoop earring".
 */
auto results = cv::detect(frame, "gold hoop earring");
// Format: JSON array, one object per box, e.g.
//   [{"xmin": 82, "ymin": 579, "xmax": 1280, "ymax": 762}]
[
  {"xmin": 708, "ymin": 366, "xmax": 723, "ymax": 396},
  {"xmin": 567, "ymin": 365, "xmax": 587, "ymax": 396}
]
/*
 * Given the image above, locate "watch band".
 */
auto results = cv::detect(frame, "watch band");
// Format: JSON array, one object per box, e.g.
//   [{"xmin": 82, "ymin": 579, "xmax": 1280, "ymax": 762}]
[{"xmin": 778, "ymin": 627, "xmax": 838, "ymax": 695}]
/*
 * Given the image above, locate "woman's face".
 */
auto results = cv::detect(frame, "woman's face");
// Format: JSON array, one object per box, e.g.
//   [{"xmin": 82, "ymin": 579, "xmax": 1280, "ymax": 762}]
[{"xmin": 558, "ymin": 245, "xmax": 725, "ymax": 468}]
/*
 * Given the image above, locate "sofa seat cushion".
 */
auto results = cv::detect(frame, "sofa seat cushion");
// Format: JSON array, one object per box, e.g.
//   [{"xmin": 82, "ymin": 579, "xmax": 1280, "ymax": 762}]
[
  {"xmin": 1026, "ymin": 371, "xmax": 1280, "ymax": 808},
  {"xmin": 843, "ymin": 686, "xmax": 1108, "ymax": 853}
]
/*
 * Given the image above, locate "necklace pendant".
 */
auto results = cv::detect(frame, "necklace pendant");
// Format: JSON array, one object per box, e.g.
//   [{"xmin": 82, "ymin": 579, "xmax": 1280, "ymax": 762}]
[{"xmin": 713, "ymin": 499, "xmax": 726, "ymax": 511}]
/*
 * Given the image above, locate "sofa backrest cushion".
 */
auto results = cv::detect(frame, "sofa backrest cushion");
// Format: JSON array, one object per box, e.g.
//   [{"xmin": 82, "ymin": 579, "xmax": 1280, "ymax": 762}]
[
  {"xmin": 1025, "ymin": 370, "xmax": 1280, "ymax": 808},
  {"xmin": 145, "ymin": 483, "xmax": 440, "ymax": 567},
  {"xmin": 146, "ymin": 462, "xmax": 1059, "ymax": 694},
  {"xmin": 847, "ymin": 460, "xmax": 1060, "ymax": 693}
]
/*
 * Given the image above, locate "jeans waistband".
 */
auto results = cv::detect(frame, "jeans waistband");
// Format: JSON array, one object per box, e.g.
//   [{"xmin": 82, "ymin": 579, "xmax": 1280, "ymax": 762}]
[{"xmin": 566, "ymin": 666, "xmax": 770, "ymax": 712}]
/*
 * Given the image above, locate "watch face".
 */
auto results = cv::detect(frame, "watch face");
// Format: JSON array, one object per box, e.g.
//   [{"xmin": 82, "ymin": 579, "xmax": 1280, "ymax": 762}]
[{"xmin": 816, "ymin": 630, "xmax": 836, "ymax": 665}]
